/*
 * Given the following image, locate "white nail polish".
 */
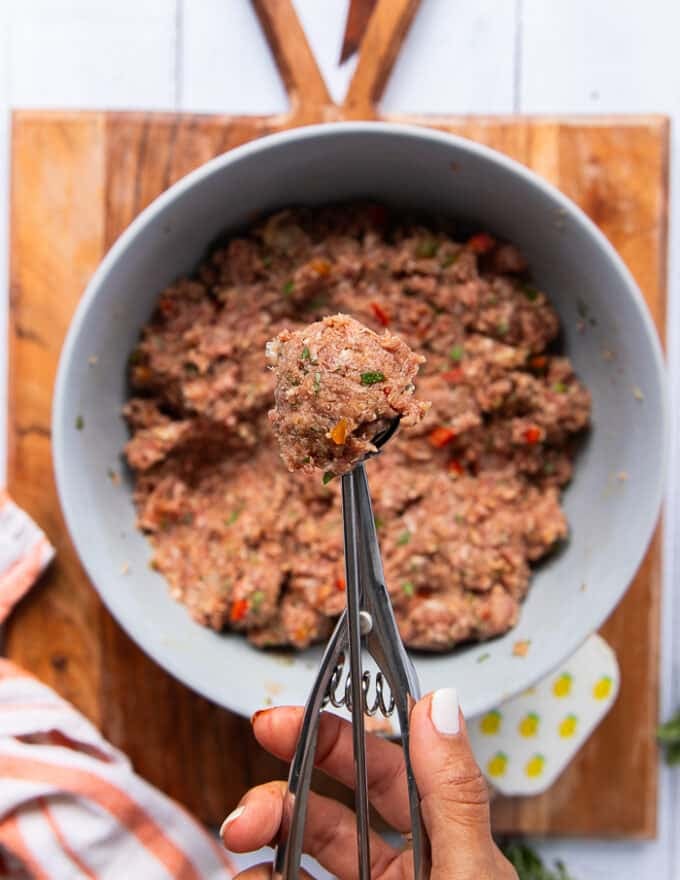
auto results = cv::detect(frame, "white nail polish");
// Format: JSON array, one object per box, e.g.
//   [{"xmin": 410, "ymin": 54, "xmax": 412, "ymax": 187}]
[
  {"xmin": 219, "ymin": 805, "xmax": 245, "ymax": 837},
  {"xmin": 431, "ymin": 687, "xmax": 460, "ymax": 735}
]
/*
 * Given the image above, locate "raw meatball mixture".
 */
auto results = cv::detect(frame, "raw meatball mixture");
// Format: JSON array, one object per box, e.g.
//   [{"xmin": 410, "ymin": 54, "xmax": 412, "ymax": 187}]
[
  {"xmin": 123, "ymin": 204, "xmax": 591, "ymax": 651},
  {"xmin": 267, "ymin": 314, "xmax": 428, "ymax": 475}
]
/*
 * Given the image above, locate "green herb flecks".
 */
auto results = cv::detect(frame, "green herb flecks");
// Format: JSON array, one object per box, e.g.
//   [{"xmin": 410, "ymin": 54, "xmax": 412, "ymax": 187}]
[
  {"xmin": 553, "ymin": 382, "xmax": 568, "ymax": 394},
  {"xmin": 500, "ymin": 841, "xmax": 576, "ymax": 880},
  {"xmin": 374, "ymin": 516, "xmax": 384, "ymax": 529},
  {"xmin": 75, "ymin": 415, "xmax": 84, "ymax": 431},
  {"xmin": 322, "ymin": 471, "xmax": 335, "ymax": 485},
  {"xmin": 476, "ymin": 652, "xmax": 491, "ymax": 664},
  {"xmin": 282, "ymin": 280, "xmax": 295, "ymax": 296},
  {"xmin": 449, "ymin": 344, "xmax": 464, "ymax": 363},
  {"xmin": 657, "ymin": 708, "xmax": 680, "ymax": 765},
  {"xmin": 402, "ymin": 580, "xmax": 415, "ymax": 597},
  {"xmin": 250, "ymin": 590, "xmax": 265, "ymax": 613},
  {"xmin": 416, "ymin": 239, "xmax": 439, "ymax": 259},
  {"xmin": 454, "ymin": 513, "xmax": 465, "ymax": 526},
  {"xmin": 543, "ymin": 461, "xmax": 555, "ymax": 475},
  {"xmin": 360, "ymin": 371, "xmax": 385, "ymax": 386},
  {"xmin": 441, "ymin": 252, "xmax": 460, "ymax": 268},
  {"xmin": 496, "ymin": 321, "xmax": 509, "ymax": 336},
  {"xmin": 301, "ymin": 345, "xmax": 311, "ymax": 361},
  {"xmin": 397, "ymin": 530, "xmax": 412, "ymax": 546},
  {"xmin": 521, "ymin": 284, "xmax": 539, "ymax": 302},
  {"xmin": 262, "ymin": 254, "xmax": 272, "ymax": 268},
  {"xmin": 224, "ymin": 508, "xmax": 242, "ymax": 526},
  {"xmin": 313, "ymin": 372, "xmax": 321, "ymax": 394},
  {"xmin": 183, "ymin": 362, "xmax": 199, "ymax": 375}
]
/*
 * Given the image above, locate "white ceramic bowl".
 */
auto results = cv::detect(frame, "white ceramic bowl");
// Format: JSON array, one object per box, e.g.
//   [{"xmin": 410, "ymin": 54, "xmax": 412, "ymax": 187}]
[{"xmin": 53, "ymin": 123, "xmax": 666, "ymax": 719}]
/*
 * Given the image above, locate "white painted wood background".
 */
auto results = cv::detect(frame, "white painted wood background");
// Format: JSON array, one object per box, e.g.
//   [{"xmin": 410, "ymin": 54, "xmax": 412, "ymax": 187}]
[{"xmin": 0, "ymin": 1, "xmax": 678, "ymax": 877}]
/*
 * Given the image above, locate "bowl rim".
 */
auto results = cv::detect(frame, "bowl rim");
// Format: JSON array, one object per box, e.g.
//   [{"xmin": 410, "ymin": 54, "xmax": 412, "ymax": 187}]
[{"xmin": 52, "ymin": 120, "xmax": 667, "ymax": 717}]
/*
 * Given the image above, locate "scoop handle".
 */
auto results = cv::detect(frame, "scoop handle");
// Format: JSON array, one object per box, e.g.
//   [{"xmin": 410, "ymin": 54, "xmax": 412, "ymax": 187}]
[{"xmin": 272, "ymin": 613, "xmax": 347, "ymax": 880}]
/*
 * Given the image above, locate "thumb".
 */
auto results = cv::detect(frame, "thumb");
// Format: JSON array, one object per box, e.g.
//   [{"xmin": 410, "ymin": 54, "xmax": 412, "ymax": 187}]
[{"xmin": 410, "ymin": 688, "xmax": 496, "ymax": 879}]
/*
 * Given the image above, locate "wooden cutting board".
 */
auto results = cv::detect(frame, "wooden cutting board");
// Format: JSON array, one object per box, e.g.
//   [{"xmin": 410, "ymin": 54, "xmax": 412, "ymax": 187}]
[{"xmin": 6, "ymin": 0, "xmax": 667, "ymax": 837}]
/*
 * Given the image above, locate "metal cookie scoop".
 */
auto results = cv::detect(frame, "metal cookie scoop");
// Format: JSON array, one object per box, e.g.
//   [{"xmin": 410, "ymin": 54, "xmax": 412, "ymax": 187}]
[{"xmin": 273, "ymin": 420, "xmax": 430, "ymax": 880}]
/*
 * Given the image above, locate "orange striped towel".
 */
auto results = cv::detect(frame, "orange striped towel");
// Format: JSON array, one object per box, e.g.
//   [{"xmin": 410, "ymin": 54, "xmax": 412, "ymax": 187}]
[
  {"xmin": 0, "ymin": 491, "xmax": 54, "ymax": 623},
  {"xmin": 0, "ymin": 661, "xmax": 236, "ymax": 878},
  {"xmin": 0, "ymin": 494, "xmax": 236, "ymax": 878}
]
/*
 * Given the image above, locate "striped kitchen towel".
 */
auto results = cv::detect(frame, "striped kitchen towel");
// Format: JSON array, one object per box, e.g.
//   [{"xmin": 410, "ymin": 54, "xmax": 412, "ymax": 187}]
[
  {"xmin": 0, "ymin": 493, "xmax": 235, "ymax": 879},
  {"xmin": 0, "ymin": 491, "xmax": 54, "ymax": 623}
]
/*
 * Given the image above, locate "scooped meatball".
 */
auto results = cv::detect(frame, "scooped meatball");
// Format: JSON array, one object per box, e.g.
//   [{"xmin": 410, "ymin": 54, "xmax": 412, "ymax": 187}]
[{"xmin": 267, "ymin": 314, "xmax": 429, "ymax": 475}]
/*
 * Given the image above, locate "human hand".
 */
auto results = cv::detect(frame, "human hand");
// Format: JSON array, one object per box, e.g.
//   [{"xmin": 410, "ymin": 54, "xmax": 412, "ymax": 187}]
[{"xmin": 220, "ymin": 688, "xmax": 517, "ymax": 879}]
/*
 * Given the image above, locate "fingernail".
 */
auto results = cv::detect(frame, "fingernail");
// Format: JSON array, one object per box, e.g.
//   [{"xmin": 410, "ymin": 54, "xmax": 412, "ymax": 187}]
[
  {"xmin": 251, "ymin": 707, "xmax": 273, "ymax": 726},
  {"xmin": 431, "ymin": 688, "xmax": 460, "ymax": 735},
  {"xmin": 219, "ymin": 805, "xmax": 245, "ymax": 837}
]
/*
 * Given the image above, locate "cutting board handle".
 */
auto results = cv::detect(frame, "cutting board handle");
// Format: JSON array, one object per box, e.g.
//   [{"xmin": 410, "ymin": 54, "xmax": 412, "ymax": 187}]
[
  {"xmin": 252, "ymin": 0, "xmax": 421, "ymax": 119},
  {"xmin": 252, "ymin": 0, "xmax": 332, "ymax": 115},
  {"xmin": 344, "ymin": 0, "xmax": 421, "ymax": 115}
]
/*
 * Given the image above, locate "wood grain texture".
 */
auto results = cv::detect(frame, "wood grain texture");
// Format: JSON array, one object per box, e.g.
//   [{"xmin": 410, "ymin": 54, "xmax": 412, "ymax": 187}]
[
  {"xmin": 490, "ymin": 119, "xmax": 668, "ymax": 838},
  {"xmin": 344, "ymin": 0, "xmax": 421, "ymax": 114},
  {"xmin": 340, "ymin": 0, "xmax": 378, "ymax": 64},
  {"xmin": 5, "ymin": 0, "xmax": 668, "ymax": 837},
  {"xmin": 7, "ymin": 114, "xmax": 106, "ymax": 723},
  {"xmin": 253, "ymin": 0, "xmax": 332, "ymax": 119}
]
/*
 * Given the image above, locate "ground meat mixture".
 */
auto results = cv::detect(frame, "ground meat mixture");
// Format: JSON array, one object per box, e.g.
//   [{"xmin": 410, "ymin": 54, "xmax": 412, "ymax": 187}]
[
  {"xmin": 267, "ymin": 314, "xmax": 428, "ymax": 475},
  {"xmin": 123, "ymin": 204, "xmax": 591, "ymax": 651}
]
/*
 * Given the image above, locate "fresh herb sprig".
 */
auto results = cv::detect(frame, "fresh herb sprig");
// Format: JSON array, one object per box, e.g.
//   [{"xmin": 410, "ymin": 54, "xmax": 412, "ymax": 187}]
[
  {"xmin": 360, "ymin": 371, "xmax": 385, "ymax": 386},
  {"xmin": 657, "ymin": 707, "xmax": 680, "ymax": 765},
  {"xmin": 500, "ymin": 841, "xmax": 576, "ymax": 880}
]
